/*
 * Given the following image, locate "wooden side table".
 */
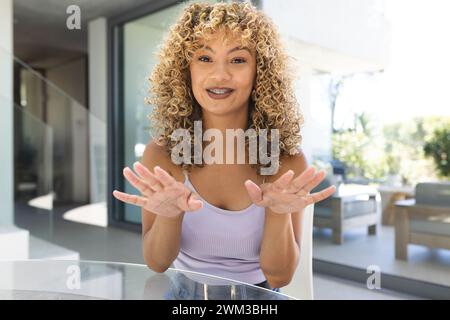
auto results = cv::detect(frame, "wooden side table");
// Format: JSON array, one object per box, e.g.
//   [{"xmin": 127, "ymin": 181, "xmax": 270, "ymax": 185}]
[{"xmin": 377, "ymin": 186, "xmax": 415, "ymax": 226}]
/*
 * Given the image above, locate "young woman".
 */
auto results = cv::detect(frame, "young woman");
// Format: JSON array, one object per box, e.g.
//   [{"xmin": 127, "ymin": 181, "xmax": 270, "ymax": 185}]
[{"xmin": 113, "ymin": 2, "xmax": 335, "ymax": 297}]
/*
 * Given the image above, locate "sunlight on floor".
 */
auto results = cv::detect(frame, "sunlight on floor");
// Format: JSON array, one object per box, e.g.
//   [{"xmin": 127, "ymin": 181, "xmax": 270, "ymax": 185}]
[
  {"xmin": 62, "ymin": 202, "xmax": 108, "ymax": 227},
  {"xmin": 27, "ymin": 192, "xmax": 54, "ymax": 211}
]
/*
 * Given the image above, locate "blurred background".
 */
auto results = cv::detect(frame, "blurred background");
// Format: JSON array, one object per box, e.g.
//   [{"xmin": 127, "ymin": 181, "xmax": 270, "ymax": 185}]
[{"xmin": 0, "ymin": 0, "xmax": 449, "ymax": 299}]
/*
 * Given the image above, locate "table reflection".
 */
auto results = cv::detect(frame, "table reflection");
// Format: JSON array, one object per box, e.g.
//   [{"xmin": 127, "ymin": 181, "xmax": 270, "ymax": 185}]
[{"xmin": 0, "ymin": 260, "xmax": 293, "ymax": 300}]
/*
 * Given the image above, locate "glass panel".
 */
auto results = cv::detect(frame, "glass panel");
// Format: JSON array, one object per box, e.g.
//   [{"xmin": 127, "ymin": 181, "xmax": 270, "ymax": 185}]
[
  {"xmin": 13, "ymin": 102, "xmax": 53, "ymax": 203},
  {"xmin": 309, "ymin": 69, "xmax": 450, "ymax": 291},
  {"xmin": 121, "ymin": 2, "xmax": 190, "ymax": 223},
  {"xmin": 0, "ymin": 45, "xmax": 108, "ymax": 240}
]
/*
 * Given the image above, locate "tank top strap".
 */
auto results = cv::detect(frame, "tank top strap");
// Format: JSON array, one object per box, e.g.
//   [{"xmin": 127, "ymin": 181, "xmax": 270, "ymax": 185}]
[{"xmin": 182, "ymin": 168, "xmax": 189, "ymax": 182}]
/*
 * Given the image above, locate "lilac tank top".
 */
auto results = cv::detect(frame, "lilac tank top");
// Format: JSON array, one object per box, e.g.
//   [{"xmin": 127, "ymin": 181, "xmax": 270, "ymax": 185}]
[{"xmin": 173, "ymin": 171, "xmax": 267, "ymax": 285}]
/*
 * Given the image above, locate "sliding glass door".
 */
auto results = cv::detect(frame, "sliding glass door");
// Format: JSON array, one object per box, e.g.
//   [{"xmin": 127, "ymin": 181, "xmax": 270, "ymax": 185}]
[{"xmin": 110, "ymin": 1, "xmax": 218, "ymax": 228}]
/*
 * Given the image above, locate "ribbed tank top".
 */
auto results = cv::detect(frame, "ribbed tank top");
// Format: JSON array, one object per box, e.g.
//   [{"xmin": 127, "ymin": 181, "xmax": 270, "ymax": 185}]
[{"xmin": 173, "ymin": 170, "xmax": 267, "ymax": 285}]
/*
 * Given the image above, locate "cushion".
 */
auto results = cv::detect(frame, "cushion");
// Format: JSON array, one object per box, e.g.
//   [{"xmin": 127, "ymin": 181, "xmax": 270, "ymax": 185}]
[
  {"xmin": 314, "ymin": 198, "xmax": 377, "ymax": 218},
  {"xmin": 416, "ymin": 182, "xmax": 450, "ymax": 207},
  {"xmin": 410, "ymin": 216, "xmax": 450, "ymax": 237}
]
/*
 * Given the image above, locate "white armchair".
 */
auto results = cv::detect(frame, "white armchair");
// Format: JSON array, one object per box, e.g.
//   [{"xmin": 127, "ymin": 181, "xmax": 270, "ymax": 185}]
[{"xmin": 282, "ymin": 204, "xmax": 315, "ymax": 300}]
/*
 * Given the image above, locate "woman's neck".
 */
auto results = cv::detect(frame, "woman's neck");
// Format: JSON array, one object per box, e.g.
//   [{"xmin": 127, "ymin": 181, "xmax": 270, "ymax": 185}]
[
  {"xmin": 198, "ymin": 104, "xmax": 251, "ymax": 164},
  {"xmin": 201, "ymin": 104, "xmax": 250, "ymax": 135}
]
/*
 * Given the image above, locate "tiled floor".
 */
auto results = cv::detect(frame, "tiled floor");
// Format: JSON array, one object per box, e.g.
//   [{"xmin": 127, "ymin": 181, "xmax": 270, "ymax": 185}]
[{"xmin": 14, "ymin": 201, "xmax": 424, "ymax": 299}]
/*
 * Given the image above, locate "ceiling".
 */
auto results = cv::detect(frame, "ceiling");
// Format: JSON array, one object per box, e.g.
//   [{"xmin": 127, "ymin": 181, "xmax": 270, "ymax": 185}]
[{"xmin": 13, "ymin": 0, "xmax": 159, "ymax": 68}]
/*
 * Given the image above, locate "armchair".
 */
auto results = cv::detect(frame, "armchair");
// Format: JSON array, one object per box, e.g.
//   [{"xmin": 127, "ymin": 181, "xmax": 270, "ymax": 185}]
[
  {"xmin": 312, "ymin": 177, "xmax": 379, "ymax": 244},
  {"xmin": 394, "ymin": 182, "xmax": 450, "ymax": 260}
]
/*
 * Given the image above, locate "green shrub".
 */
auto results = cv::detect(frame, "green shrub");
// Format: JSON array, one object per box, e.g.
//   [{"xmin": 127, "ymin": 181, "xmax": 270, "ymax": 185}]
[{"xmin": 424, "ymin": 128, "xmax": 450, "ymax": 178}]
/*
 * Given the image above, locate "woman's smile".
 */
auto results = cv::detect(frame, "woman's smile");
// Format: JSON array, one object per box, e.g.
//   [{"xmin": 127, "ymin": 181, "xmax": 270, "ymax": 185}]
[{"xmin": 206, "ymin": 87, "xmax": 235, "ymax": 100}]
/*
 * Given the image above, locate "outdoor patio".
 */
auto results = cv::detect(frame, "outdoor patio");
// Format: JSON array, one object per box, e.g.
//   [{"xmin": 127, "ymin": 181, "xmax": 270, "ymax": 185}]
[{"xmin": 313, "ymin": 225, "xmax": 450, "ymax": 288}]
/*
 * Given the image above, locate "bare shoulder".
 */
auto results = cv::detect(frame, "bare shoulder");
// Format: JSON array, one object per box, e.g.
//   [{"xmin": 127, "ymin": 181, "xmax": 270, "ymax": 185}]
[
  {"xmin": 266, "ymin": 150, "xmax": 309, "ymax": 183},
  {"xmin": 141, "ymin": 138, "xmax": 184, "ymax": 182}
]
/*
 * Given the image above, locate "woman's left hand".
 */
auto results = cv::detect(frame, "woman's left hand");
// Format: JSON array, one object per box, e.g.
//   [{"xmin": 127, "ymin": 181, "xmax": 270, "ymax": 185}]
[{"xmin": 244, "ymin": 166, "xmax": 336, "ymax": 214}]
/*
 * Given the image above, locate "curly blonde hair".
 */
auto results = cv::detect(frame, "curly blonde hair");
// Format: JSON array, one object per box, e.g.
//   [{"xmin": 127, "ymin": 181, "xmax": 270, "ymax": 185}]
[{"xmin": 147, "ymin": 1, "xmax": 304, "ymax": 175}]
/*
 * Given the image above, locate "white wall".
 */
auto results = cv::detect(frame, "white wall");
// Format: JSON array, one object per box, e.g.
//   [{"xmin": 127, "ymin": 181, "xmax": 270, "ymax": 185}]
[
  {"xmin": 263, "ymin": 0, "xmax": 390, "ymax": 69},
  {"xmin": 295, "ymin": 65, "xmax": 332, "ymax": 165},
  {"xmin": 0, "ymin": 0, "xmax": 14, "ymax": 225},
  {"xmin": 0, "ymin": 0, "xmax": 30, "ymax": 260},
  {"xmin": 88, "ymin": 18, "xmax": 108, "ymax": 204}
]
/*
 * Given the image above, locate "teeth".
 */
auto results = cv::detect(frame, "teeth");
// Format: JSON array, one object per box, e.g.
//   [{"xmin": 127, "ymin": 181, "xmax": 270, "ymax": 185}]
[{"xmin": 208, "ymin": 88, "xmax": 232, "ymax": 94}]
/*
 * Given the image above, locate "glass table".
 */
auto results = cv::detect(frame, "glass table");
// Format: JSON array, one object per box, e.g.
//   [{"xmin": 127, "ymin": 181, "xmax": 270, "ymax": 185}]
[{"xmin": 0, "ymin": 260, "xmax": 294, "ymax": 300}]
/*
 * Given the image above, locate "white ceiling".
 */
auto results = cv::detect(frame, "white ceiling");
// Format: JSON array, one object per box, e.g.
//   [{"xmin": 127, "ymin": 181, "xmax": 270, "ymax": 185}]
[{"xmin": 13, "ymin": 0, "xmax": 160, "ymax": 68}]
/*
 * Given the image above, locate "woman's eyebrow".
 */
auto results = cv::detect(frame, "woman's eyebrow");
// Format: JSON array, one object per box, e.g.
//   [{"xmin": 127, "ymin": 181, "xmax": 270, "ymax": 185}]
[
  {"xmin": 228, "ymin": 46, "xmax": 252, "ymax": 54},
  {"xmin": 201, "ymin": 45, "xmax": 252, "ymax": 54}
]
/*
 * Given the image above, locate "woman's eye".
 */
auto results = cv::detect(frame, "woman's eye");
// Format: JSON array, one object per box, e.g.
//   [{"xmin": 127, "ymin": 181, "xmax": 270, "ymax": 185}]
[
  {"xmin": 197, "ymin": 56, "xmax": 247, "ymax": 64},
  {"xmin": 198, "ymin": 56, "xmax": 211, "ymax": 62},
  {"xmin": 231, "ymin": 57, "xmax": 247, "ymax": 64}
]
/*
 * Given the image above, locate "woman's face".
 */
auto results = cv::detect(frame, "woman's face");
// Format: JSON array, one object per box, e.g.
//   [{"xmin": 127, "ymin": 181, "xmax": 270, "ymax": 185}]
[{"xmin": 189, "ymin": 31, "xmax": 256, "ymax": 116}]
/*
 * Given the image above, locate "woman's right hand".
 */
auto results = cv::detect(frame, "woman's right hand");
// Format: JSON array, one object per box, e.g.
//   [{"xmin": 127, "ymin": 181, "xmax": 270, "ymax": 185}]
[{"xmin": 112, "ymin": 162, "xmax": 203, "ymax": 218}]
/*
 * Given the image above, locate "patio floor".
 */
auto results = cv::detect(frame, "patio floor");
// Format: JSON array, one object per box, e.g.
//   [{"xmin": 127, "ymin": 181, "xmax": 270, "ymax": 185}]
[{"xmin": 313, "ymin": 225, "xmax": 450, "ymax": 288}]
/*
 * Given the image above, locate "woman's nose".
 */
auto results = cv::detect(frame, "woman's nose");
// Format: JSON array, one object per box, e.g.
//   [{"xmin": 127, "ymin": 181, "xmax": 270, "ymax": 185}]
[{"xmin": 210, "ymin": 63, "xmax": 232, "ymax": 82}]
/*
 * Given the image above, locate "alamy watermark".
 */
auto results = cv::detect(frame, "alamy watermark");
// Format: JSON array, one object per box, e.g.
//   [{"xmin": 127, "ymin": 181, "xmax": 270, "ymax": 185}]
[
  {"xmin": 66, "ymin": 5, "xmax": 81, "ymax": 30},
  {"xmin": 170, "ymin": 120, "xmax": 280, "ymax": 175},
  {"xmin": 66, "ymin": 265, "xmax": 81, "ymax": 290},
  {"xmin": 366, "ymin": 265, "xmax": 381, "ymax": 290}
]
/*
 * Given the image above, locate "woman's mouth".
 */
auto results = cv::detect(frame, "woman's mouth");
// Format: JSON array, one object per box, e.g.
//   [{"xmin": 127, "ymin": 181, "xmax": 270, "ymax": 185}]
[{"xmin": 206, "ymin": 87, "xmax": 234, "ymax": 100}]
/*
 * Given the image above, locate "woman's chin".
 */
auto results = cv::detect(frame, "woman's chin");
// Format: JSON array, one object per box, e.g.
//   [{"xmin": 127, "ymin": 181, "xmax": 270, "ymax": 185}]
[{"xmin": 202, "ymin": 105, "xmax": 242, "ymax": 116}]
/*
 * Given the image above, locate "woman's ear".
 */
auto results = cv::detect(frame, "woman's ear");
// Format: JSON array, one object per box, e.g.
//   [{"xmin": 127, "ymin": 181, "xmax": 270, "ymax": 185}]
[{"xmin": 250, "ymin": 88, "xmax": 257, "ymax": 103}]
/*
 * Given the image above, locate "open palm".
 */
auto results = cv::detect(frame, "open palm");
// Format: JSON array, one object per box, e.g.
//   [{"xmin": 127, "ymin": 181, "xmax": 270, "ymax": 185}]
[
  {"xmin": 244, "ymin": 167, "xmax": 336, "ymax": 214},
  {"xmin": 112, "ymin": 162, "xmax": 203, "ymax": 218}
]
